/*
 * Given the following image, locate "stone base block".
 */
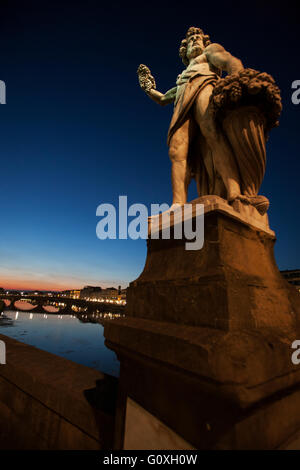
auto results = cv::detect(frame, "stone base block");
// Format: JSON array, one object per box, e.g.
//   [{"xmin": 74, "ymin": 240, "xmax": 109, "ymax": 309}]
[{"xmin": 126, "ymin": 196, "xmax": 299, "ymax": 331}]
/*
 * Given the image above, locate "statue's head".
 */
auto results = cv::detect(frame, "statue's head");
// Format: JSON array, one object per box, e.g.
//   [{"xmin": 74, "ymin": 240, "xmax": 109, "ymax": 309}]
[{"xmin": 179, "ymin": 27, "xmax": 211, "ymax": 66}]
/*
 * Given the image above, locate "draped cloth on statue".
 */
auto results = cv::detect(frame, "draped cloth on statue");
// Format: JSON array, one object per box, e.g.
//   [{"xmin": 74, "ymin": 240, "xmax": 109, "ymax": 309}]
[
  {"xmin": 167, "ymin": 73, "xmax": 219, "ymax": 146},
  {"xmin": 167, "ymin": 73, "xmax": 221, "ymax": 197}
]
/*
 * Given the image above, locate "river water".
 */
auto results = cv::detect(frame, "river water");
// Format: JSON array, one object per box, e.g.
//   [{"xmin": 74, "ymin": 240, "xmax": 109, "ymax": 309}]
[{"xmin": 0, "ymin": 310, "xmax": 120, "ymax": 377}]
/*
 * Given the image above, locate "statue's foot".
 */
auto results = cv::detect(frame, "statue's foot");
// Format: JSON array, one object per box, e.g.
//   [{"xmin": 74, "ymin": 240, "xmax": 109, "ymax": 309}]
[
  {"xmin": 246, "ymin": 195, "xmax": 270, "ymax": 215},
  {"xmin": 227, "ymin": 190, "xmax": 249, "ymax": 203},
  {"xmin": 231, "ymin": 194, "xmax": 269, "ymax": 215},
  {"xmin": 234, "ymin": 194, "xmax": 251, "ymax": 204}
]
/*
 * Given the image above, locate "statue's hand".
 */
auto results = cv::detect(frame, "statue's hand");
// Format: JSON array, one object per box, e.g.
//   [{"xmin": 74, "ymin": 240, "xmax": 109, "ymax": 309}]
[{"xmin": 137, "ymin": 64, "xmax": 156, "ymax": 93}]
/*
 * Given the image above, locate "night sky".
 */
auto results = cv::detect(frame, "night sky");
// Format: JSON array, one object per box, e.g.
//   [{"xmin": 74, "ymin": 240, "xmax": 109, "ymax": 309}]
[{"xmin": 0, "ymin": 0, "xmax": 299, "ymax": 291}]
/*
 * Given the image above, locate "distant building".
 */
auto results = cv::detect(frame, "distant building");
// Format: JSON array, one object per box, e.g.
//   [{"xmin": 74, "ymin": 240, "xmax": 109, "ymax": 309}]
[
  {"xmin": 100, "ymin": 287, "xmax": 127, "ymax": 303},
  {"xmin": 59, "ymin": 289, "xmax": 80, "ymax": 299},
  {"xmin": 118, "ymin": 289, "xmax": 127, "ymax": 302},
  {"xmin": 80, "ymin": 286, "xmax": 102, "ymax": 300},
  {"xmin": 79, "ymin": 285, "xmax": 127, "ymax": 304},
  {"xmin": 59, "ymin": 290, "xmax": 71, "ymax": 297},
  {"xmin": 281, "ymin": 269, "xmax": 300, "ymax": 292},
  {"xmin": 70, "ymin": 290, "xmax": 80, "ymax": 299},
  {"xmin": 57, "ymin": 285, "xmax": 127, "ymax": 303},
  {"xmin": 45, "ymin": 291, "xmax": 57, "ymax": 297},
  {"xmin": 100, "ymin": 287, "xmax": 118, "ymax": 301}
]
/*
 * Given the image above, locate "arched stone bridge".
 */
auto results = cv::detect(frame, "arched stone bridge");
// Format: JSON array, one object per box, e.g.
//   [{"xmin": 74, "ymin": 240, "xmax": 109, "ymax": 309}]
[{"xmin": 0, "ymin": 294, "xmax": 125, "ymax": 315}]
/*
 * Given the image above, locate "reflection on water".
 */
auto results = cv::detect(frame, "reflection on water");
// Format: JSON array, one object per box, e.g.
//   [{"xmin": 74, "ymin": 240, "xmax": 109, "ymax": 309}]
[{"xmin": 0, "ymin": 310, "xmax": 120, "ymax": 377}]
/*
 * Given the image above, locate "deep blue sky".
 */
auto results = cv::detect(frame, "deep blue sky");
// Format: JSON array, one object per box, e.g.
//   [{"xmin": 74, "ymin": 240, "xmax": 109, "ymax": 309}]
[{"xmin": 0, "ymin": 0, "xmax": 299, "ymax": 290}]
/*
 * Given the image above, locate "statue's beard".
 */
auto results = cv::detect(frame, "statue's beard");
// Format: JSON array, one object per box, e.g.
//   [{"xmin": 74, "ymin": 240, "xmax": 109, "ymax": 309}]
[{"xmin": 190, "ymin": 45, "xmax": 203, "ymax": 57}]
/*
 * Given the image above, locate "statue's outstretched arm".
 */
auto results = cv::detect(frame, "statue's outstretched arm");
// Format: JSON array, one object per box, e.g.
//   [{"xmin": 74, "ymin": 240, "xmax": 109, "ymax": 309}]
[
  {"xmin": 204, "ymin": 43, "xmax": 244, "ymax": 75},
  {"xmin": 146, "ymin": 87, "xmax": 177, "ymax": 106},
  {"xmin": 137, "ymin": 63, "xmax": 176, "ymax": 106}
]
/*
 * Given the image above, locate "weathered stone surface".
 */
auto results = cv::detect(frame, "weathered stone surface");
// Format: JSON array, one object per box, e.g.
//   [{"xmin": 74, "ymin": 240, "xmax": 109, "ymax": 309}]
[
  {"xmin": 0, "ymin": 334, "xmax": 117, "ymax": 449},
  {"xmin": 127, "ymin": 198, "xmax": 297, "ymax": 331},
  {"xmin": 148, "ymin": 195, "xmax": 273, "ymax": 236},
  {"xmin": 103, "ymin": 340, "xmax": 300, "ymax": 449},
  {"xmin": 105, "ymin": 316, "xmax": 300, "ymax": 408}
]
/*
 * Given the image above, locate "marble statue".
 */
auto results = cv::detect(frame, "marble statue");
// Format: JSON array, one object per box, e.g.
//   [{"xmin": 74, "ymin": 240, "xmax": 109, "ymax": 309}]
[{"xmin": 138, "ymin": 27, "xmax": 282, "ymax": 215}]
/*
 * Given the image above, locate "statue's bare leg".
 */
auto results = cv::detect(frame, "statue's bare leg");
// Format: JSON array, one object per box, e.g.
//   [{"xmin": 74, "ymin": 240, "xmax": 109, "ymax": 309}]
[
  {"xmin": 168, "ymin": 118, "xmax": 195, "ymax": 205},
  {"xmin": 193, "ymin": 85, "xmax": 242, "ymax": 201}
]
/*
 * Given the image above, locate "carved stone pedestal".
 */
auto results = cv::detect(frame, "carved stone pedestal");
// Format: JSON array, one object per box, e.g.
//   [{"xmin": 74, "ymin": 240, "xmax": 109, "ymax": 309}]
[{"xmin": 104, "ymin": 196, "xmax": 300, "ymax": 449}]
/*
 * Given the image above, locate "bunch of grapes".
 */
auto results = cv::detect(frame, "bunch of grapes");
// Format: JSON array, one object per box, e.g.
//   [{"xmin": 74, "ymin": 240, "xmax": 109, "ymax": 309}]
[
  {"xmin": 137, "ymin": 64, "xmax": 156, "ymax": 92},
  {"xmin": 210, "ymin": 68, "xmax": 282, "ymax": 131},
  {"xmin": 229, "ymin": 81, "xmax": 242, "ymax": 102}
]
